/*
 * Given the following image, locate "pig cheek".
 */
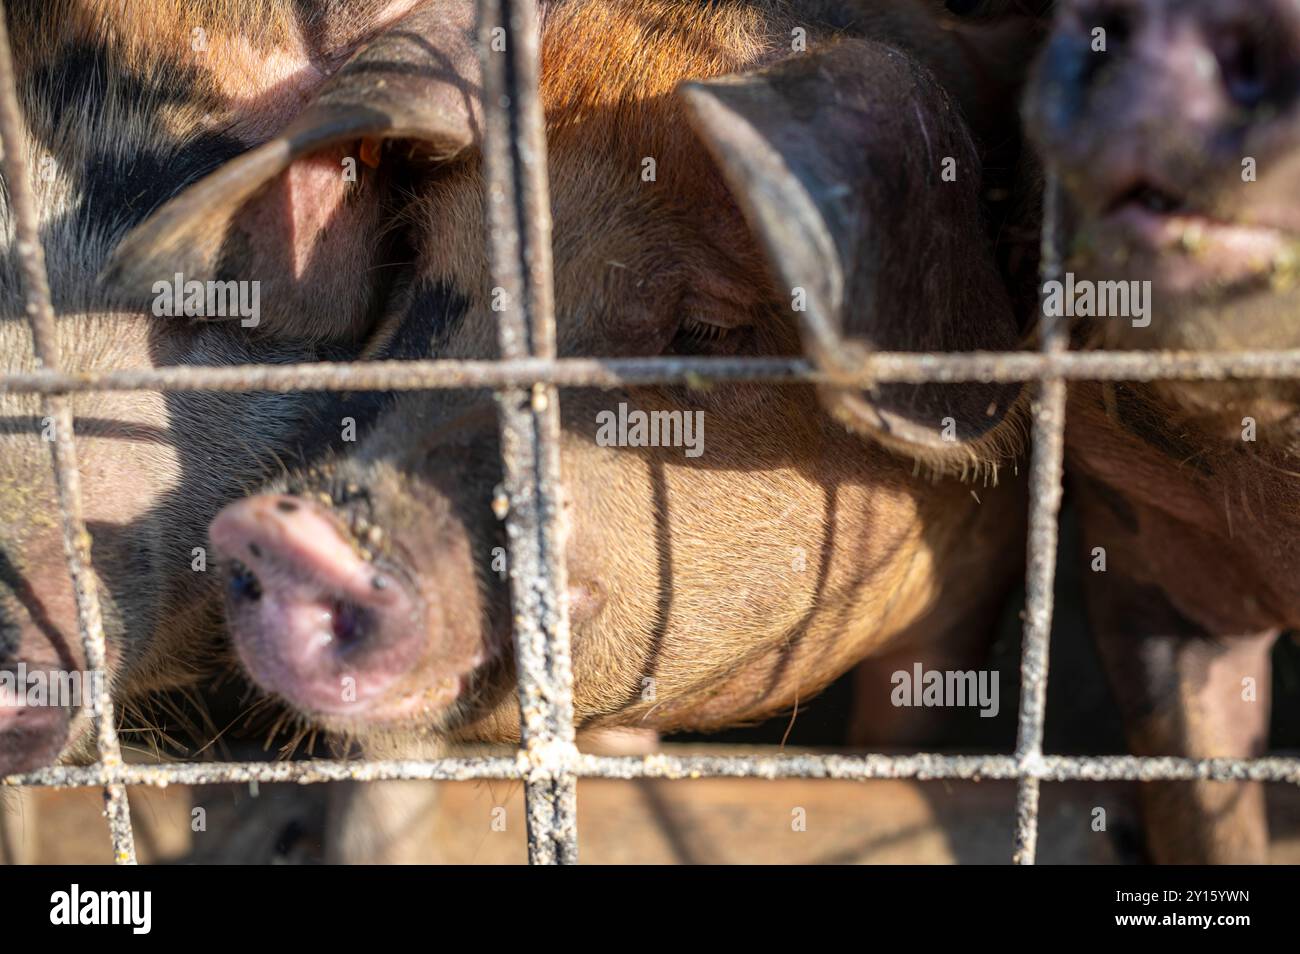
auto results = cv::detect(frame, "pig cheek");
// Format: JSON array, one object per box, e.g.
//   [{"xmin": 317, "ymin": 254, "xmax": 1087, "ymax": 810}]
[
  {"xmin": 558, "ymin": 433, "xmax": 799, "ymax": 702},
  {"xmin": 72, "ymin": 412, "xmax": 183, "ymax": 676},
  {"xmin": 0, "ymin": 454, "xmax": 150, "ymax": 682},
  {"xmin": 404, "ymin": 510, "xmax": 492, "ymax": 678},
  {"xmin": 79, "ymin": 445, "xmax": 180, "ymax": 532},
  {"xmin": 566, "ymin": 580, "xmax": 607, "ymax": 626}
]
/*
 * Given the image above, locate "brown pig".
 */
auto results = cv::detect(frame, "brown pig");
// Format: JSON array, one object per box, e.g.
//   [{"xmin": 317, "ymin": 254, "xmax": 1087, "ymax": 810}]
[
  {"xmin": 115, "ymin": 0, "xmax": 1039, "ymax": 860},
  {"xmin": 1025, "ymin": 0, "xmax": 1300, "ymax": 862},
  {"xmin": 0, "ymin": 0, "xmax": 476, "ymax": 782}
]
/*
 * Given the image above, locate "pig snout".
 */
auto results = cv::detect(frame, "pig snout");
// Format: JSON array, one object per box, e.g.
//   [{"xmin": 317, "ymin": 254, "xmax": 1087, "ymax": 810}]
[
  {"xmin": 1025, "ymin": 0, "xmax": 1300, "ymax": 341},
  {"xmin": 0, "ymin": 601, "xmax": 74, "ymax": 776},
  {"xmin": 0, "ymin": 537, "xmax": 88, "ymax": 776},
  {"xmin": 210, "ymin": 494, "xmax": 470, "ymax": 723},
  {"xmin": 0, "ymin": 684, "xmax": 71, "ymax": 777},
  {"xmin": 1033, "ymin": 0, "xmax": 1295, "ymax": 203}
]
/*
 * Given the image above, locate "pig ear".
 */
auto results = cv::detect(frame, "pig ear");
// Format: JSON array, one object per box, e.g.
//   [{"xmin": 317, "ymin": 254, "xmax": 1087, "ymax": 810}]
[
  {"xmin": 681, "ymin": 40, "xmax": 1024, "ymax": 471},
  {"xmin": 102, "ymin": 3, "xmax": 482, "ymax": 341}
]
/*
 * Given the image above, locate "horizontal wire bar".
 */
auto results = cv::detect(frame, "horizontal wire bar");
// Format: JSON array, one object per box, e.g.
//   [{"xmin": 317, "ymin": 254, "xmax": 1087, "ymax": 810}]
[
  {"xmin": 8, "ymin": 753, "xmax": 1300, "ymax": 788},
  {"xmin": 588, "ymin": 754, "xmax": 1300, "ymax": 783},
  {"xmin": 8, "ymin": 349, "xmax": 1300, "ymax": 395},
  {"xmin": 4, "ymin": 758, "xmax": 522, "ymax": 786}
]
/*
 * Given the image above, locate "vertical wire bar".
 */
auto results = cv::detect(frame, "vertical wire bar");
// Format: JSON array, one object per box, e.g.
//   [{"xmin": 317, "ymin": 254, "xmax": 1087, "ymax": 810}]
[
  {"xmin": 1012, "ymin": 172, "xmax": 1068, "ymax": 865},
  {"xmin": 478, "ymin": 0, "xmax": 578, "ymax": 865},
  {"xmin": 0, "ymin": 0, "xmax": 135, "ymax": 863}
]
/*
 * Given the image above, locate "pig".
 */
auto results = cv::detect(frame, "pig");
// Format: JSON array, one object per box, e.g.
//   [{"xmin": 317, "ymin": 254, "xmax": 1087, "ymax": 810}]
[
  {"xmin": 1024, "ymin": 0, "xmax": 1300, "ymax": 862},
  {"xmin": 111, "ymin": 0, "xmax": 1041, "ymax": 861},
  {"xmin": 0, "ymin": 0, "xmax": 472, "ymax": 787}
]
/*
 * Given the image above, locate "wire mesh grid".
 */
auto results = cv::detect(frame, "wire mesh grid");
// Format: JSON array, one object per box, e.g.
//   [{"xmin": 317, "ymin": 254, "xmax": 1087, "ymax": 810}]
[{"xmin": 2, "ymin": 0, "xmax": 1300, "ymax": 866}]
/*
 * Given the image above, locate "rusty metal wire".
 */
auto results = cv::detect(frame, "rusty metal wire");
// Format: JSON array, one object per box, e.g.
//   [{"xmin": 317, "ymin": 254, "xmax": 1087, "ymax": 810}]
[
  {"xmin": 478, "ymin": 0, "xmax": 578, "ymax": 865},
  {"xmin": 9, "ymin": 753, "xmax": 1300, "ymax": 788},
  {"xmin": 1012, "ymin": 174, "xmax": 1068, "ymax": 866},
  {"xmin": 0, "ymin": 0, "xmax": 135, "ymax": 864},
  {"xmin": 1, "ymin": 0, "xmax": 1297, "ymax": 869},
  {"xmin": 9, "ymin": 350, "xmax": 1300, "ymax": 397}
]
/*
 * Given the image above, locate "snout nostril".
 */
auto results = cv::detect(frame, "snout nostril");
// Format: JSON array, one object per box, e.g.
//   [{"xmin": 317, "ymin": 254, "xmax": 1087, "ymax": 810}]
[
  {"xmin": 331, "ymin": 600, "xmax": 367, "ymax": 649},
  {"xmin": 1216, "ymin": 30, "xmax": 1271, "ymax": 107},
  {"xmin": 228, "ymin": 561, "xmax": 262, "ymax": 602}
]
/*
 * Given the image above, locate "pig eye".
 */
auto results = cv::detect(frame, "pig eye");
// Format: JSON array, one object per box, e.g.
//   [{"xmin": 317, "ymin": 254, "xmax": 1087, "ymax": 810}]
[{"xmin": 667, "ymin": 315, "xmax": 749, "ymax": 356}]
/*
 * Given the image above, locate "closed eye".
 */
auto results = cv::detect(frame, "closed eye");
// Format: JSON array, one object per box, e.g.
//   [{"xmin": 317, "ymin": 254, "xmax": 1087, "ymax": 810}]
[{"xmin": 667, "ymin": 315, "xmax": 750, "ymax": 356}]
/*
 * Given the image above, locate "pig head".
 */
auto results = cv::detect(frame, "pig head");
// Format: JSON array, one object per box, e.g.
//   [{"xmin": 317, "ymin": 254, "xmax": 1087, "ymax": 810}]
[
  {"xmin": 1025, "ymin": 0, "xmax": 1300, "ymax": 862},
  {"xmin": 112, "ymin": 0, "xmax": 1034, "ymax": 752},
  {"xmin": 0, "ymin": 0, "xmax": 483, "ymax": 777},
  {"xmin": 1027, "ymin": 0, "xmax": 1300, "ymax": 363}
]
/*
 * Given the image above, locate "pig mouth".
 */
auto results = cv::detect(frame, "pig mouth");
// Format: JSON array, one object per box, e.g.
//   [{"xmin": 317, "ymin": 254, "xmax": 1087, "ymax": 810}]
[
  {"xmin": 1091, "ymin": 182, "xmax": 1298, "ymax": 297},
  {"xmin": 211, "ymin": 495, "xmax": 485, "ymax": 727}
]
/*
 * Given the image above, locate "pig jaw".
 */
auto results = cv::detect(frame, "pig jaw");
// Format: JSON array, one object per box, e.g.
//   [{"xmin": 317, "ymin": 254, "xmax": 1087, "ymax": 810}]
[
  {"xmin": 211, "ymin": 481, "xmax": 495, "ymax": 732},
  {"xmin": 1060, "ymin": 199, "xmax": 1300, "ymax": 357}
]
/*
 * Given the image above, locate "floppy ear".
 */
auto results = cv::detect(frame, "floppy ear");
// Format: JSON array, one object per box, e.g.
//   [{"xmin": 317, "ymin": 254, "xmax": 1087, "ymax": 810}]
[
  {"xmin": 681, "ymin": 40, "xmax": 1024, "ymax": 470},
  {"xmin": 103, "ymin": 2, "xmax": 483, "ymax": 342}
]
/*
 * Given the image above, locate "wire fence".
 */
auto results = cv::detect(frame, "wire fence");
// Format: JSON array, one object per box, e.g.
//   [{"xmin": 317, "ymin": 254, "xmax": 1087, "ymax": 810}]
[{"xmin": 3, "ymin": 0, "xmax": 1300, "ymax": 866}]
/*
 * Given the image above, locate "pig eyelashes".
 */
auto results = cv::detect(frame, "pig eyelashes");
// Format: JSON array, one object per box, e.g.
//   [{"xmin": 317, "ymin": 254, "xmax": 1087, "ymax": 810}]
[
  {"xmin": 668, "ymin": 315, "xmax": 751, "ymax": 356},
  {"xmin": 678, "ymin": 315, "xmax": 732, "ymax": 343}
]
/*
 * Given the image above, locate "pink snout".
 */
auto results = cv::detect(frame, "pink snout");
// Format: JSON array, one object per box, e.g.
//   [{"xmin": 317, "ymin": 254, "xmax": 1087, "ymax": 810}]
[
  {"xmin": 0, "ymin": 680, "xmax": 71, "ymax": 776},
  {"xmin": 1, "ymin": 573, "xmax": 78, "ymax": 776},
  {"xmin": 209, "ymin": 494, "xmax": 438, "ymax": 719}
]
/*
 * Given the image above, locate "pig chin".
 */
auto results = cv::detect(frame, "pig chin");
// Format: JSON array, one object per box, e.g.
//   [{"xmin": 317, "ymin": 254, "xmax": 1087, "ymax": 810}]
[
  {"xmin": 1075, "ymin": 212, "xmax": 1299, "ymax": 334},
  {"xmin": 211, "ymin": 495, "xmax": 487, "ymax": 728},
  {"xmin": 1067, "ymin": 217, "xmax": 1300, "ymax": 353}
]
